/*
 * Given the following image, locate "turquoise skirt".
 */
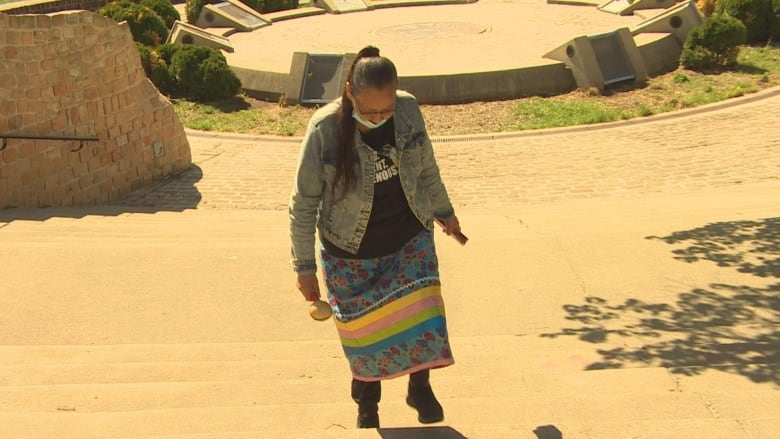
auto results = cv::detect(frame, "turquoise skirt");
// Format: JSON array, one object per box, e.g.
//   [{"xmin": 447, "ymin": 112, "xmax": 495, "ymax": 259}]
[{"xmin": 320, "ymin": 230, "xmax": 454, "ymax": 381}]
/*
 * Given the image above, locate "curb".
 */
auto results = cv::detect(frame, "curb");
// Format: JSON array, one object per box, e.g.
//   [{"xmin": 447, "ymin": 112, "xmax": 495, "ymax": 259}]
[{"xmin": 184, "ymin": 84, "xmax": 780, "ymax": 144}]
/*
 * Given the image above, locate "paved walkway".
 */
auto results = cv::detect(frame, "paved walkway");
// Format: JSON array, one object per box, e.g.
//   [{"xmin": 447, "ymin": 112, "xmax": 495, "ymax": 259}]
[{"xmin": 117, "ymin": 86, "xmax": 780, "ymax": 211}]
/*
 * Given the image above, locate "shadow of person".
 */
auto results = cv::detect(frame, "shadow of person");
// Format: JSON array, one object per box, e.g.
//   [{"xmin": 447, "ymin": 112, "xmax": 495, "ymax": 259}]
[
  {"xmin": 378, "ymin": 426, "xmax": 469, "ymax": 438},
  {"xmin": 534, "ymin": 424, "xmax": 563, "ymax": 439}
]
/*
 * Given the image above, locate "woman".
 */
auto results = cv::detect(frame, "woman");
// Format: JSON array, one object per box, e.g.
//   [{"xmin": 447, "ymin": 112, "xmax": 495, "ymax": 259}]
[{"xmin": 288, "ymin": 45, "xmax": 464, "ymax": 428}]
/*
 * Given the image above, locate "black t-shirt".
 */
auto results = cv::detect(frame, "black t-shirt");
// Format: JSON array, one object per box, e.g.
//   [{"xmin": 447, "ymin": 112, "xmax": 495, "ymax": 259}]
[{"xmin": 322, "ymin": 119, "xmax": 424, "ymax": 259}]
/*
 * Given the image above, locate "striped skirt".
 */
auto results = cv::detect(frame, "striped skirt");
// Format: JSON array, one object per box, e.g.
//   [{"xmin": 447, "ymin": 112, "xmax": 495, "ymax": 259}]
[{"xmin": 320, "ymin": 230, "xmax": 454, "ymax": 381}]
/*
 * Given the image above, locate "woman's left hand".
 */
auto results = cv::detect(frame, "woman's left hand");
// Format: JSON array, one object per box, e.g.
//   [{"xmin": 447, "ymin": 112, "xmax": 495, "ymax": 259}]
[{"xmin": 440, "ymin": 216, "xmax": 461, "ymax": 237}]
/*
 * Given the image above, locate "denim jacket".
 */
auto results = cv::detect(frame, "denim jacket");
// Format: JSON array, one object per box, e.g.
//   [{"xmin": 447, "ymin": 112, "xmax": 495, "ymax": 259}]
[{"xmin": 289, "ymin": 90, "xmax": 455, "ymax": 274}]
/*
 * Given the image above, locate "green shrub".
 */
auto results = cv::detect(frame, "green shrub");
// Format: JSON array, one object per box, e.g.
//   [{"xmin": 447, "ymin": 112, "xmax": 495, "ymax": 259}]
[
  {"xmin": 169, "ymin": 45, "xmax": 212, "ymax": 90},
  {"xmin": 680, "ymin": 14, "xmax": 747, "ymax": 70},
  {"xmin": 241, "ymin": 0, "xmax": 263, "ymax": 12},
  {"xmin": 198, "ymin": 56, "xmax": 243, "ymax": 100},
  {"xmin": 168, "ymin": 45, "xmax": 241, "ymax": 101},
  {"xmin": 98, "ymin": 1, "xmax": 169, "ymax": 47},
  {"xmin": 98, "ymin": 0, "xmax": 134, "ymax": 18},
  {"xmin": 151, "ymin": 44, "xmax": 184, "ymax": 95},
  {"xmin": 150, "ymin": 64, "xmax": 175, "ymax": 95},
  {"xmin": 154, "ymin": 43, "xmax": 181, "ymax": 65},
  {"xmin": 716, "ymin": 0, "xmax": 774, "ymax": 42},
  {"xmin": 259, "ymin": 0, "xmax": 298, "ymax": 13},
  {"xmin": 137, "ymin": 42, "xmax": 153, "ymax": 76},
  {"xmin": 772, "ymin": 0, "xmax": 780, "ymax": 39},
  {"xmin": 238, "ymin": 0, "xmax": 298, "ymax": 13},
  {"xmin": 697, "ymin": 0, "xmax": 718, "ymax": 17},
  {"xmin": 185, "ymin": 0, "xmax": 215, "ymax": 23},
  {"xmin": 137, "ymin": 43, "xmax": 175, "ymax": 94},
  {"xmin": 140, "ymin": 0, "xmax": 181, "ymax": 29}
]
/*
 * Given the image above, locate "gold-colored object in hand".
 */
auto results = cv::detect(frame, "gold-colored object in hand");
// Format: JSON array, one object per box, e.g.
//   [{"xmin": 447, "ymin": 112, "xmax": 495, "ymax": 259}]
[{"xmin": 309, "ymin": 294, "xmax": 332, "ymax": 321}]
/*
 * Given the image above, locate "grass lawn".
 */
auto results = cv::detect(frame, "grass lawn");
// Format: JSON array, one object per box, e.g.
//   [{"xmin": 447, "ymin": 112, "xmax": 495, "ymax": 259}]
[{"xmin": 172, "ymin": 43, "xmax": 780, "ymax": 137}]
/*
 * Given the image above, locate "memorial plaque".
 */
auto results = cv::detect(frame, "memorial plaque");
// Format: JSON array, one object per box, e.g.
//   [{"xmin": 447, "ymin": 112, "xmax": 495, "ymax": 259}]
[
  {"xmin": 166, "ymin": 21, "xmax": 234, "ymax": 52},
  {"xmin": 312, "ymin": 0, "xmax": 367, "ymax": 13},
  {"xmin": 332, "ymin": 0, "xmax": 367, "ymax": 11},
  {"xmin": 198, "ymin": 0, "xmax": 270, "ymax": 31},
  {"xmin": 600, "ymin": 0, "xmax": 678, "ymax": 16},
  {"xmin": 589, "ymin": 32, "xmax": 634, "ymax": 85},
  {"xmin": 544, "ymin": 28, "xmax": 645, "ymax": 92},
  {"xmin": 300, "ymin": 55, "xmax": 345, "ymax": 104},
  {"xmin": 216, "ymin": 3, "xmax": 266, "ymax": 28}
]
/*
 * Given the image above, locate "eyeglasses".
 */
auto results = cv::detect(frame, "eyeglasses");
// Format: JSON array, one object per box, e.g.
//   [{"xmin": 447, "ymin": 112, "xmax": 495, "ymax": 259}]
[{"xmin": 352, "ymin": 95, "xmax": 395, "ymax": 119}]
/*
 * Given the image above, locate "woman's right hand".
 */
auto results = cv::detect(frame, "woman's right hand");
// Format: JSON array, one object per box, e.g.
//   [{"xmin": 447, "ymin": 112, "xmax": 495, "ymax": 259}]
[{"xmin": 296, "ymin": 274, "xmax": 320, "ymax": 301}]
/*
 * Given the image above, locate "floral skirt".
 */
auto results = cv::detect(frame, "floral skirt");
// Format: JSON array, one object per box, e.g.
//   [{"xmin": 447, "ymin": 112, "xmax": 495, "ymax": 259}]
[{"xmin": 320, "ymin": 230, "xmax": 454, "ymax": 381}]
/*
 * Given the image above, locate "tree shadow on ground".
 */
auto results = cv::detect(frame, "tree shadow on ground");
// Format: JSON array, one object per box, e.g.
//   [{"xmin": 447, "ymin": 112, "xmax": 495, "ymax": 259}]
[
  {"xmin": 646, "ymin": 217, "xmax": 780, "ymax": 278},
  {"xmin": 0, "ymin": 165, "xmax": 203, "ymax": 222},
  {"xmin": 542, "ymin": 217, "xmax": 780, "ymax": 385},
  {"xmin": 206, "ymin": 96, "xmax": 252, "ymax": 113},
  {"xmin": 170, "ymin": 96, "xmax": 252, "ymax": 113},
  {"xmin": 735, "ymin": 62, "xmax": 769, "ymax": 75},
  {"xmin": 603, "ymin": 80, "xmax": 649, "ymax": 96}
]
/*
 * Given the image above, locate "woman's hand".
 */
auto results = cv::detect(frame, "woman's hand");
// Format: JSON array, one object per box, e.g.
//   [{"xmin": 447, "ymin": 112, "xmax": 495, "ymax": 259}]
[
  {"xmin": 296, "ymin": 274, "xmax": 321, "ymax": 301},
  {"xmin": 440, "ymin": 216, "xmax": 462, "ymax": 237},
  {"xmin": 436, "ymin": 216, "xmax": 467, "ymax": 245}
]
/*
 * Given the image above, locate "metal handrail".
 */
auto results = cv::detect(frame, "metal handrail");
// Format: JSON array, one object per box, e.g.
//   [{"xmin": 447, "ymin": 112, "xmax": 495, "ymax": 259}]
[{"xmin": 0, "ymin": 134, "xmax": 100, "ymax": 152}]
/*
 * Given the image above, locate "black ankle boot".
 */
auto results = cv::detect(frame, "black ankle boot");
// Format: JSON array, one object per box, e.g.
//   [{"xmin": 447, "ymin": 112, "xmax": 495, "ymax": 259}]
[
  {"xmin": 352, "ymin": 379, "xmax": 381, "ymax": 428},
  {"xmin": 406, "ymin": 369, "xmax": 444, "ymax": 424}
]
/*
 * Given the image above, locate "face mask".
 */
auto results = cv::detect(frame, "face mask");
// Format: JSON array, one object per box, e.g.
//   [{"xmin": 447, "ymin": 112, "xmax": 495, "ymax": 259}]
[{"xmin": 352, "ymin": 110, "xmax": 389, "ymax": 130}]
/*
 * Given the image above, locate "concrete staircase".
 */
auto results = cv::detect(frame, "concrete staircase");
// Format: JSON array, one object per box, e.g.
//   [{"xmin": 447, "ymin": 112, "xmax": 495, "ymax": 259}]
[
  {"xmin": 3, "ymin": 196, "xmax": 779, "ymax": 438},
  {"xmin": 1, "ymin": 341, "xmax": 365, "ymax": 437},
  {"xmin": 5, "ymin": 334, "xmax": 776, "ymax": 438}
]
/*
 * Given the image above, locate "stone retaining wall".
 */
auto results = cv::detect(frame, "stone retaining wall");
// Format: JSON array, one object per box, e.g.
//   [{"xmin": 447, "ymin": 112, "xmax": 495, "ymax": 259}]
[
  {"xmin": 0, "ymin": 0, "xmax": 109, "ymax": 15},
  {"xmin": 0, "ymin": 10, "xmax": 191, "ymax": 208}
]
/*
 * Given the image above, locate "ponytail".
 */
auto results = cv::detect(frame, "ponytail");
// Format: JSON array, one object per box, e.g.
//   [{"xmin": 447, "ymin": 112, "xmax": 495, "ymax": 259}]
[{"xmin": 332, "ymin": 46, "xmax": 398, "ymax": 203}]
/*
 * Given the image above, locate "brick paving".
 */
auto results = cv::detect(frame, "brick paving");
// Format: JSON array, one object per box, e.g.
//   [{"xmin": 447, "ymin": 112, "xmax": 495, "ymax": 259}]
[{"xmin": 115, "ymin": 87, "xmax": 780, "ymax": 211}]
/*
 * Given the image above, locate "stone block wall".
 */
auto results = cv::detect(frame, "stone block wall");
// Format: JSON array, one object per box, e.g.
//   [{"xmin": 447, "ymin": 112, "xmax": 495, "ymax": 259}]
[
  {"xmin": 0, "ymin": 10, "xmax": 192, "ymax": 208},
  {"xmin": 0, "ymin": 0, "xmax": 110, "ymax": 15}
]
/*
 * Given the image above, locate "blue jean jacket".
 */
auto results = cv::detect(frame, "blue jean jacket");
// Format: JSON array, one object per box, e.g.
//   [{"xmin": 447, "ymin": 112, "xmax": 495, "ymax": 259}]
[{"xmin": 288, "ymin": 91, "xmax": 455, "ymax": 274}]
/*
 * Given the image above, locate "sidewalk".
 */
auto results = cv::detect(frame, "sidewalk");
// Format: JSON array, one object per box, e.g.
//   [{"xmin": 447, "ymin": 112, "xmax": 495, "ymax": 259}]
[
  {"xmin": 118, "ymin": 85, "xmax": 780, "ymax": 212},
  {"xmin": 0, "ymin": 88, "xmax": 778, "ymax": 438}
]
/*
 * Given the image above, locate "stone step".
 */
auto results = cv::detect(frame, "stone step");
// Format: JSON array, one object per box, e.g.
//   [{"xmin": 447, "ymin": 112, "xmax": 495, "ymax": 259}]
[
  {"xmin": 2, "ymin": 406, "xmax": 774, "ymax": 439},
  {"xmin": 4, "ymin": 338, "xmax": 778, "ymax": 437},
  {"xmin": 0, "ymin": 367, "xmax": 706, "ymax": 411}
]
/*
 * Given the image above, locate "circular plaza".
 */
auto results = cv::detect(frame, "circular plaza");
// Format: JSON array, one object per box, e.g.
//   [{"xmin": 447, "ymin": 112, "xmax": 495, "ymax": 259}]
[{"xmin": 186, "ymin": 0, "xmax": 697, "ymax": 103}]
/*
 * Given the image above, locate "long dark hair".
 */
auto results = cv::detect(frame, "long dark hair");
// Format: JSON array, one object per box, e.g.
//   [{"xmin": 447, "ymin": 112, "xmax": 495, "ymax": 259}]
[{"xmin": 332, "ymin": 46, "xmax": 398, "ymax": 202}]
